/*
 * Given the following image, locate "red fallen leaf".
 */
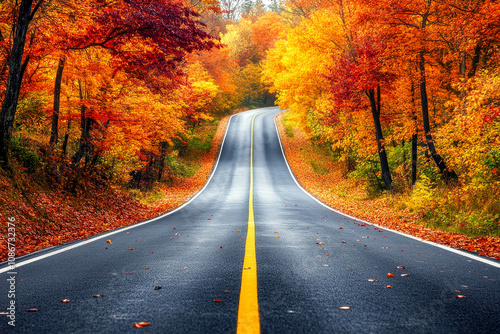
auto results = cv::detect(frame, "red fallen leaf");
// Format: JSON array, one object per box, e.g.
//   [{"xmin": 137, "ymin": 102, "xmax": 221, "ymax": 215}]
[
  {"xmin": 456, "ymin": 295, "xmax": 466, "ymax": 298},
  {"xmin": 386, "ymin": 273, "xmax": 394, "ymax": 277},
  {"xmin": 342, "ymin": 241, "xmax": 347, "ymax": 243},
  {"xmin": 61, "ymin": 299, "xmax": 70, "ymax": 303},
  {"xmin": 144, "ymin": 268, "xmax": 149, "ymax": 270},
  {"xmin": 220, "ymin": 246, "xmax": 223, "ymax": 248},
  {"xmin": 346, "ymin": 268, "xmax": 354, "ymax": 271},
  {"xmin": 214, "ymin": 299, "xmax": 223, "ymax": 303},
  {"xmin": 27, "ymin": 308, "xmax": 38, "ymax": 312},
  {"xmin": 106, "ymin": 239, "xmax": 112, "ymax": 244},
  {"xmin": 154, "ymin": 286, "xmax": 162, "ymax": 290},
  {"xmin": 339, "ymin": 306, "xmax": 350, "ymax": 310},
  {"xmin": 385, "ymin": 285, "xmax": 392, "ymax": 288},
  {"xmin": 133, "ymin": 322, "xmax": 150, "ymax": 328},
  {"xmin": 339, "ymin": 227, "xmax": 344, "ymax": 230},
  {"xmin": 397, "ymin": 266, "xmax": 405, "ymax": 269},
  {"xmin": 454, "ymin": 290, "xmax": 460, "ymax": 293}
]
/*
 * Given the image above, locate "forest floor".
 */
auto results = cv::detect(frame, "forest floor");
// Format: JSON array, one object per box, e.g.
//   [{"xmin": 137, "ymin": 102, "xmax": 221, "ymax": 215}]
[
  {"xmin": 275, "ymin": 112, "xmax": 500, "ymax": 260},
  {"xmin": 0, "ymin": 116, "xmax": 231, "ymax": 262}
]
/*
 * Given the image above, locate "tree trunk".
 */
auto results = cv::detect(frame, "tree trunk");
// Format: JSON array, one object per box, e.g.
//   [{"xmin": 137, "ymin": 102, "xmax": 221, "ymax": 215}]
[
  {"xmin": 410, "ymin": 80, "xmax": 418, "ymax": 186},
  {"xmin": 72, "ymin": 80, "xmax": 92, "ymax": 165},
  {"xmin": 62, "ymin": 120, "xmax": 71, "ymax": 155},
  {"xmin": 49, "ymin": 56, "xmax": 66, "ymax": 147},
  {"xmin": 368, "ymin": 86, "xmax": 392, "ymax": 191},
  {"xmin": 418, "ymin": 52, "xmax": 457, "ymax": 181},
  {"xmin": 0, "ymin": 0, "xmax": 40, "ymax": 167}
]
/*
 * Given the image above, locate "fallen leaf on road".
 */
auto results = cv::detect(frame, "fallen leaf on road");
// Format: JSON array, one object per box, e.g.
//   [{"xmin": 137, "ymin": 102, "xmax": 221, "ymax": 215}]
[
  {"xmin": 128, "ymin": 248, "xmax": 134, "ymax": 250},
  {"xmin": 397, "ymin": 266, "xmax": 405, "ymax": 269},
  {"xmin": 106, "ymin": 239, "xmax": 112, "ymax": 244},
  {"xmin": 386, "ymin": 273, "xmax": 394, "ymax": 277},
  {"xmin": 385, "ymin": 285, "xmax": 392, "ymax": 288},
  {"xmin": 339, "ymin": 306, "xmax": 350, "ymax": 310},
  {"xmin": 27, "ymin": 308, "xmax": 38, "ymax": 312},
  {"xmin": 456, "ymin": 295, "xmax": 466, "ymax": 298},
  {"xmin": 154, "ymin": 286, "xmax": 162, "ymax": 290},
  {"xmin": 61, "ymin": 299, "xmax": 70, "ymax": 303},
  {"xmin": 133, "ymin": 322, "xmax": 150, "ymax": 328},
  {"xmin": 214, "ymin": 299, "xmax": 223, "ymax": 303}
]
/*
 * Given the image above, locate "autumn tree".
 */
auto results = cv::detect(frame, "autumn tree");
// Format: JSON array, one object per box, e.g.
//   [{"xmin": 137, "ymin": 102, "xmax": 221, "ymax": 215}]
[{"xmin": 0, "ymin": 0, "xmax": 44, "ymax": 168}]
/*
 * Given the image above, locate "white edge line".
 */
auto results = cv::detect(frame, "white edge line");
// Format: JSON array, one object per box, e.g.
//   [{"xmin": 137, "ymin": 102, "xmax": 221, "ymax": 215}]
[
  {"xmin": 0, "ymin": 115, "xmax": 237, "ymax": 274},
  {"xmin": 273, "ymin": 112, "xmax": 500, "ymax": 269}
]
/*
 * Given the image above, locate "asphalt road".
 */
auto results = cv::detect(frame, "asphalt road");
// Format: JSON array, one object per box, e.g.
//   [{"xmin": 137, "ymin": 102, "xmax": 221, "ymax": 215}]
[{"xmin": 1, "ymin": 107, "xmax": 500, "ymax": 333}]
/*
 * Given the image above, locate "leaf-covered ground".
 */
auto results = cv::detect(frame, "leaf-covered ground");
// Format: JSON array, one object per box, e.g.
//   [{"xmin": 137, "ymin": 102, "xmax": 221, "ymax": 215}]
[
  {"xmin": 0, "ymin": 116, "xmax": 230, "ymax": 262},
  {"xmin": 276, "ymin": 112, "xmax": 500, "ymax": 260}
]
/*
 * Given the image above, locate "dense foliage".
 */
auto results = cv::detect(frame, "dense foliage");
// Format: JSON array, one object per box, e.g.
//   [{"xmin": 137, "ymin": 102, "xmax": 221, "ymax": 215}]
[{"xmin": 264, "ymin": 0, "xmax": 500, "ymax": 236}]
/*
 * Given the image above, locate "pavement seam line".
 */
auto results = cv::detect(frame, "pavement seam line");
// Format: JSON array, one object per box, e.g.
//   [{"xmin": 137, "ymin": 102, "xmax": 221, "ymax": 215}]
[{"xmin": 237, "ymin": 112, "xmax": 263, "ymax": 334}]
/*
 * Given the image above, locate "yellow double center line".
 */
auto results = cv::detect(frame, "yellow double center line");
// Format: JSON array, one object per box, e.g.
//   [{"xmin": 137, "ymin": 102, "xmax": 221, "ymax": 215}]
[{"xmin": 237, "ymin": 112, "xmax": 262, "ymax": 334}]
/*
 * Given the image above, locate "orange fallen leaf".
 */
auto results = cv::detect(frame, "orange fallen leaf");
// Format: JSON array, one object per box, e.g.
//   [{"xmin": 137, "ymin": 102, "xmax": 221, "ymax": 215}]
[
  {"xmin": 133, "ymin": 322, "xmax": 150, "ymax": 328},
  {"xmin": 386, "ymin": 273, "xmax": 394, "ymax": 277},
  {"xmin": 225, "ymin": 290, "xmax": 231, "ymax": 293},
  {"xmin": 339, "ymin": 306, "xmax": 350, "ymax": 310},
  {"xmin": 61, "ymin": 299, "xmax": 70, "ymax": 303},
  {"xmin": 144, "ymin": 268, "xmax": 149, "ymax": 270},
  {"xmin": 385, "ymin": 285, "xmax": 392, "ymax": 288},
  {"xmin": 129, "ymin": 248, "xmax": 134, "ymax": 250},
  {"xmin": 456, "ymin": 295, "xmax": 466, "ymax": 298},
  {"xmin": 106, "ymin": 239, "xmax": 112, "ymax": 244}
]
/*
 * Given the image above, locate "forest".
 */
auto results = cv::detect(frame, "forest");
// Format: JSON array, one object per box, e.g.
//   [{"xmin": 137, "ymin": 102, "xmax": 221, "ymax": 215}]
[{"xmin": 0, "ymin": 0, "xmax": 499, "ymax": 259}]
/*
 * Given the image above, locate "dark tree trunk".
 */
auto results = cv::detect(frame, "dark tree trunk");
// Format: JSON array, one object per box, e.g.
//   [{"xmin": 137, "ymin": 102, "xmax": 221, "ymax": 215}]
[
  {"xmin": 418, "ymin": 52, "xmax": 457, "ymax": 182},
  {"xmin": 367, "ymin": 86, "xmax": 393, "ymax": 191},
  {"xmin": 72, "ymin": 110, "xmax": 92, "ymax": 165},
  {"xmin": 0, "ymin": 0, "xmax": 43, "ymax": 167},
  {"xmin": 49, "ymin": 56, "xmax": 66, "ymax": 147},
  {"xmin": 467, "ymin": 42, "xmax": 482, "ymax": 79},
  {"xmin": 410, "ymin": 80, "xmax": 418, "ymax": 186}
]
